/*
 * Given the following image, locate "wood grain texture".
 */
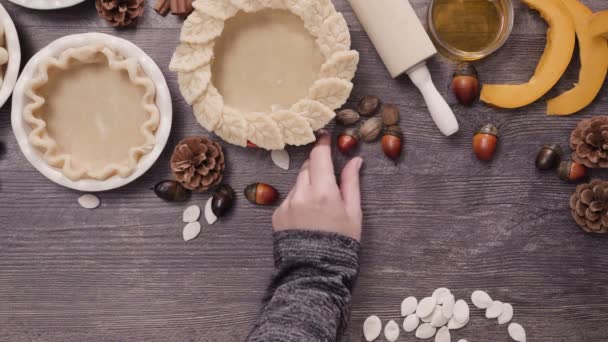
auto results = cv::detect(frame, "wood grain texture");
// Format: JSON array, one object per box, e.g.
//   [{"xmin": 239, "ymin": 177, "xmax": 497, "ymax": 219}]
[{"xmin": 1, "ymin": 0, "xmax": 608, "ymax": 341}]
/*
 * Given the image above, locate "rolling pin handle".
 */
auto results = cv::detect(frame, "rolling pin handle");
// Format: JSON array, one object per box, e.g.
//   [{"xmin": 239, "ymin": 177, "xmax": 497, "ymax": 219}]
[{"xmin": 407, "ymin": 63, "xmax": 459, "ymax": 136}]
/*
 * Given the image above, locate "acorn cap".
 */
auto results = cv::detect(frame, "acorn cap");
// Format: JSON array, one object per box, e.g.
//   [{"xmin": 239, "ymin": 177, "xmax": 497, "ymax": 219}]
[
  {"xmin": 453, "ymin": 62, "xmax": 478, "ymax": 78},
  {"xmin": 476, "ymin": 124, "xmax": 498, "ymax": 137},
  {"xmin": 543, "ymin": 144, "xmax": 563, "ymax": 156},
  {"xmin": 384, "ymin": 125, "xmax": 403, "ymax": 137},
  {"xmin": 340, "ymin": 127, "xmax": 360, "ymax": 140},
  {"xmin": 558, "ymin": 161, "xmax": 572, "ymax": 180}
]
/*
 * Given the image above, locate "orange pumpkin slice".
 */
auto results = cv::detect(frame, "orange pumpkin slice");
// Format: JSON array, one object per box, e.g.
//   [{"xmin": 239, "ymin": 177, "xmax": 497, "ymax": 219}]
[
  {"xmin": 589, "ymin": 10, "xmax": 608, "ymax": 38},
  {"xmin": 480, "ymin": 0, "xmax": 575, "ymax": 109},
  {"xmin": 546, "ymin": 0, "xmax": 608, "ymax": 116}
]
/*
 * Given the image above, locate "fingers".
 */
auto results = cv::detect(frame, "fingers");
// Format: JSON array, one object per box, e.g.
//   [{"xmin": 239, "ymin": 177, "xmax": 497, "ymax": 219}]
[
  {"xmin": 309, "ymin": 132, "xmax": 337, "ymax": 190},
  {"xmin": 340, "ymin": 157, "xmax": 363, "ymax": 221},
  {"xmin": 295, "ymin": 159, "xmax": 311, "ymax": 190}
]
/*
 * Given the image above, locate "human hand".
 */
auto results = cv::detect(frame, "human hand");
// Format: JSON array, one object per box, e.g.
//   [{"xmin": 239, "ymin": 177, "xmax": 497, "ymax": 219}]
[{"xmin": 272, "ymin": 132, "xmax": 363, "ymax": 241}]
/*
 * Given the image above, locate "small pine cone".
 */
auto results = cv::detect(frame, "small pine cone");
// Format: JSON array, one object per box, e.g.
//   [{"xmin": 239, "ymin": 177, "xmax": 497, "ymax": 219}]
[
  {"xmin": 95, "ymin": 0, "xmax": 145, "ymax": 28},
  {"xmin": 570, "ymin": 179, "xmax": 608, "ymax": 234},
  {"xmin": 570, "ymin": 116, "xmax": 608, "ymax": 168},
  {"xmin": 170, "ymin": 136, "xmax": 225, "ymax": 192}
]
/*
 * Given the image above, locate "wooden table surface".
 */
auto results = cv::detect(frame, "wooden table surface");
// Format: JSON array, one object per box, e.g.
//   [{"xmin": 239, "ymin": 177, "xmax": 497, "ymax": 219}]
[{"xmin": 1, "ymin": 0, "xmax": 607, "ymax": 341}]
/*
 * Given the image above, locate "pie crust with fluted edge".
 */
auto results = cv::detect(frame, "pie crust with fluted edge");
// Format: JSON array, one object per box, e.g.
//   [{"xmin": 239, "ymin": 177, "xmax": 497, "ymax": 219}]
[
  {"xmin": 23, "ymin": 44, "xmax": 160, "ymax": 181},
  {"xmin": 170, "ymin": 0, "xmax": 359, "ymax": 150}
]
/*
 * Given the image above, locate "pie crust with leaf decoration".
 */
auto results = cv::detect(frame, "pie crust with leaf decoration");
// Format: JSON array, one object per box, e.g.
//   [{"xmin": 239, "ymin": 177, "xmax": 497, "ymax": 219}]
[
  {"xmin": 170, "ymin": 0, "xmax": 359, "ymax": 150},
  {"xmin": 22, "ymin": 44, "xmax": 160, "ymax": 181}
]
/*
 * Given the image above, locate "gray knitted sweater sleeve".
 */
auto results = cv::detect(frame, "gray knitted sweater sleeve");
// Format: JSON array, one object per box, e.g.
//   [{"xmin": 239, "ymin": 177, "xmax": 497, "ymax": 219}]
[{"xmin": 246, "ymin": 230, "xmax": 361, "ymax": 342}]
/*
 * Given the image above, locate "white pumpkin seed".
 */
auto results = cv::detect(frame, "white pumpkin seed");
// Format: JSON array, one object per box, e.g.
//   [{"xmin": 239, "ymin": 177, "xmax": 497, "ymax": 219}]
[
  {"xmin": 182, "ymin": 222, "xmax": 201, "ymax": 241},
  {"xmin": 498, "ymin": 303, "xmax": 514, "ymax": 325},
  {"xmin": 182, "ymin": 205, "xmax": 201, "ymax": 223},
  {"xmin": 447, "ymin": 315, "xmax": 469, "ymax": 330},
  {"xmin": 417, "ymin": 297, "xmax": 437, "ymax": 318},
  {"xmin": 433, "ymin": 288, "xmax": 451, "ymax": 304},
  {"xmin": 384, "ymin": 320, "xmax": 399, "ymax": 342},
  {"xmin": 508, "ymin": 323, "xmax": 526, "ymax": 342},
  {"xmin": 435, "ymin": 326, "xmax": 451, "ymax": 342},
  {"xmin": 403, "ymin": 314, "xmax": 420, "ymax": 332},
  {"xmin": 430, "ymin": 305, "xmax": 449, "ymax": 327},
  {"xmin": 457, "ymin": 340, "xmax": 468, "ymax": 342},
  {"xmin": 471, "ymin": 290, "xmax": 493, "ymax": 309},
  {"xmin": 363, "ymin": 315, "xmax": 382, "ymax": 342},
  {"xmin": 204, "ymin": 197, "xmax": 217, "ymax": 225},
  {"xmin": 421, "ymin": 312, "xmax": 433, "ymax": 323},
  {"xmin": 415, "ymin": 323, "xmax": 437, "ymax": 339},
  {"xmin": 485, "ymin": 300, "xmax": 504, "ymax": 319},
  {"xmin": 401, "ymin": 296, "xmax": 418, "ymax": 316},
  {"xmin": 442, "ymin": 294, "xmax": 455, "ymax": 319},
  {"xmin": 271, "ymin": 149, "xmax": 290, "ymax": 170},
  {"xmin": 78, "ymin": 194, "xmax": 100, "ymax": 209},
  {"xmin": 453, "ymin": 299, "xmax": 470, "ymax": 324}
]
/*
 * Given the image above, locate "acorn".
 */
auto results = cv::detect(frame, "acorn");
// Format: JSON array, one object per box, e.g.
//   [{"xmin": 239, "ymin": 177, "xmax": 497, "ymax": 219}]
[
  {"xmin": 337, "ymin": 128, "xmax": 359, "ymax": 154},
  {"xmin": 380, "ymin": 104, "xmax": 400, "ymax": 126},
  {"xmin": 211, "ymin": 184, "xmax": 236, "ymax": 217},
  {"xmin": 335, "ymin": 108, "xmax": 360, "ymax": 125},
  {"xmin": 154, "ymin": 180, "xmax": 191, "ymax": 202},
  {"xmin": 382, "ymin": 125, "xmax": 403, "ymax": 162},
  {"xmin": 244, "ymin": 183, "xmax": 279, "ymax": 205},
  {"xmin": 357, "ymin": 95, "xmax": 381, "ymax": 116},
  {"xmin": 473, "ymin": 124, "xmax": 498, "ymax": 161},
  {"xmin": 452, "ymin": 63, "xmax": 479, "ymax": 106},
  {"xmin": 535, "ymin": 144, "xmax": 562, "ymax": 171},
  {"xmin": 558, "ymin": 161, "xmax": 587, "ymax": 182},
  {"xmin": 359, "ymin": 117, "xmax": 383, "ymax": 142}
]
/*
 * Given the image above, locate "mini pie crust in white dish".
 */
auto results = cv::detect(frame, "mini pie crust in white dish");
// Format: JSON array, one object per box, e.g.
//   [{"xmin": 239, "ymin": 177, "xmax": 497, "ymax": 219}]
[
  {"xmin": 8, "ymin": 0, "xmax": 85, "ymax": 10},
  {"xmin": 0, "ymin": 2, "xmax": 21, "ymax": 109},
  {"xmin": 170, "ymin": 0, "xmax": 359, "ymax": 150},
  {"xmin": 12, "ymin": 33, "xmax": 172, "ymax": 192}
]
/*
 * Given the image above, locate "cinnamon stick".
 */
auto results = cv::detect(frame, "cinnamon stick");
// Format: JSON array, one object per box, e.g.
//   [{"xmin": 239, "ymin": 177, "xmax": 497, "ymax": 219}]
[{"xmin": 154, "ymin": 0, "xmax": 170, "ymax": 16}]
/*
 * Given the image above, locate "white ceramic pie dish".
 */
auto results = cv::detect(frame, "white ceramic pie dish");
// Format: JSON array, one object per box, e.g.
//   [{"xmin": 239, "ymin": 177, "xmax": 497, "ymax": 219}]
[
  {"xmin": 7, "ymin": 0, "xmax": 86, "ymax": 10},
  {"xmin": 12, "ymin": 33, "xmax": 173, "ymax": 192},
  {"xmin": 0, "ymin": 3, "xmax": 21, "ymax": 109}
]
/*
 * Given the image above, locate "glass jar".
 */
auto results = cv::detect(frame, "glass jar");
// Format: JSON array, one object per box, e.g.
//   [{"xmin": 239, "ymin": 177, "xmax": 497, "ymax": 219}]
[{"xmin": 427, "ymin": 0, "xmax": 514, "ymax": 61}]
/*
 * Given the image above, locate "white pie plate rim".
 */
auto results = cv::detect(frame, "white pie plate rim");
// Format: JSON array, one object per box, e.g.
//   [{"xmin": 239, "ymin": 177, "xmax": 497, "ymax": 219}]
[
  {"xmin": 7, "ymin": 0, "xmax": 85, "ymax": 10},
  {"xmin": 0, "ymin": 2, "xmax": 21, "ymax": 109},
  {"xmin": 11, "ymin": 32, "xmax": 173, "ymax": 192}
]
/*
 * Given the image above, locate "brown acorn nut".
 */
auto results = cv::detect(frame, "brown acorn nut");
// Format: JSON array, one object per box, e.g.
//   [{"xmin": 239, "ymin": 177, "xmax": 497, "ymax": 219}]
[
  {"xmin": 335, "ymin": 109, "xmax": 360, "ymax": 125},
  {"xmin": 337, "ymin": 128, "xmax": 360, "ymax": 154},
  {"xmin": 452, "ymin": 63, "xmax": 479, "ymax": 106},
  {"xmin": 473, "ymin": 124, "xmax": 498, "ymax": 161},
  {"xmin": 380, "ymin": 104, "xmax": 400, "ymax": 126},
  {"xmin": 357, "ymin": 95, "xmax": 381, "ymax": 116},
  {"xmin": 360, "ymin": 117, "xmax": 383, "ymax": 142},
  {"xmin": 154, "ymin": 180, "xmax": 191, "ymax": 202},
  {"xmin": 535, "ymin": 144, "xmax": 562, "ymax": 171},
  {"xmin": 382, "ymin": 125, "xmax": 403, "ymax": 162},
  {"xmin": 558, "ymin": 161, "xmax": 587, "ymax": 182},
  {"xmin": 211, "ymin": 184, "xmax": 236, "ymax": 217},
  {"xmin": 244, "ymin": 183, "xmax": 279, "ymax": 205}
]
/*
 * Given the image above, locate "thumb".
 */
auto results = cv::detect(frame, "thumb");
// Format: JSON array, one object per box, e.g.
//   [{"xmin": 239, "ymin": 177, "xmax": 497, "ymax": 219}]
[{"xmin": 340, "ymin": 157, "xmax": 363, "ymax": 221}]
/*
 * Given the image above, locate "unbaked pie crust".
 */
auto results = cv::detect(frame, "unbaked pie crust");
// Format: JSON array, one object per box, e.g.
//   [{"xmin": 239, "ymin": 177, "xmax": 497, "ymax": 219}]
[
  {"xmin": 23, "ymin": 44, "xmax": 160, "ymax": 181},
  {"xmin": 170, "ymin": 0, "xmax": 359, "ymax": 150}
]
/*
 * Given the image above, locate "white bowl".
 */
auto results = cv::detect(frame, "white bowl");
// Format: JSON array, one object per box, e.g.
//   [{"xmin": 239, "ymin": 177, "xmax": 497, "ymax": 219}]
[
  {"xmin": 8, "ymin": 0, "xmax": 85, "ymax": 10},
  {"xmin": 0, "ymin": 3, "xmax": 21, "ymax": 109},
  {"xmin": 11, "ymin": 33, "xmax": 173, "ymax": 192}
]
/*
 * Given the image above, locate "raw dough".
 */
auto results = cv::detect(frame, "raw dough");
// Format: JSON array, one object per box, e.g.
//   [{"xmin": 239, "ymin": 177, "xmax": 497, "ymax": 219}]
[
  {"xmin": 212, "ymin": 9, "xmax": 324, "ymax": 113},
  {"xmin": 24, "ymin": 45, "xmax": 159, "ymax": 180}
]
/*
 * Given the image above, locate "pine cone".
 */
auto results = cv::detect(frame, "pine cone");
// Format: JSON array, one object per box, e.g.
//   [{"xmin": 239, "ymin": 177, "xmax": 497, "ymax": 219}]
[
  {"xmin": 570, "ymin": 116, "xmax": 608, "ymax": 168},
  {"xmin": 95, "ymin": 0, "xmax": 145, "ymax": 27},
  {"xmin": 570, "ymin": 179, "xmax": 608, "ymax": 234},
  {"xmin": 170, "ymin": 136, "xmax": 225, "ymax": 192}
]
